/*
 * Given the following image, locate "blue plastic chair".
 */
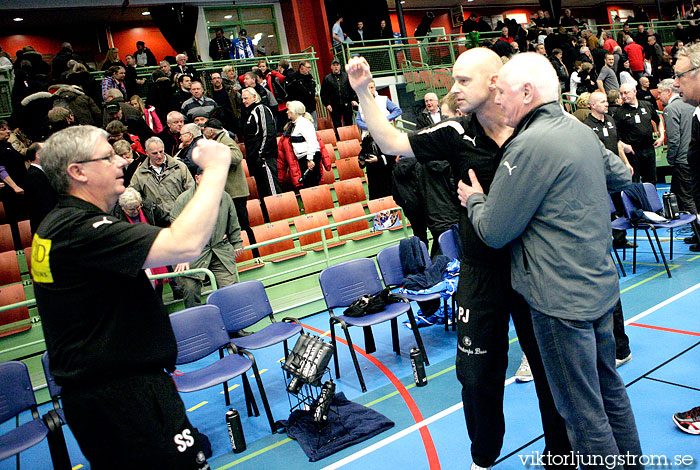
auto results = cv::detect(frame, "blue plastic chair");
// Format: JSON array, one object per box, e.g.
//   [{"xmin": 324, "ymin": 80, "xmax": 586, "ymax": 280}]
[
  {"xmin": 206, "ymin": 280, "xmax": 302, "ymax": 359},
  {"xmin": 437, "ymin": 229, "xmax": 459, "ymax": 261},
  {"xmin": 318, "ymin": 258, "xmax": 428, "ymax": 393},
  {"xmin": 0, "ymin": 361, "xmax": 49, "ymax": 466},
  {"xmin": 39, "ymin": 353, "xmax": 72, "ymax": 469},
  {"xmin": 40, "ymin": 353, "xmax": 65, "ymax": 423},
  {"xmin": 169, "ymin": 305, "xmax": 275, "ymax": 433},
  {"xmin": 621, "ymin": 183, "xmax": 697, "ymax": 278},
  {"xmin": 377, "ymin": 241, "xmax": 452, "ymax": 331},
  {"xmin": 609, "ymin": 195, "xmax": 628, "ymax": 277}
]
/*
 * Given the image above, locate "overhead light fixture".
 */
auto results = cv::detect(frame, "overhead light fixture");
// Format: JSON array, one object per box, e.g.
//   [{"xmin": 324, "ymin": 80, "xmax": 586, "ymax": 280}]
[
  {"xmin": 400, "ymin": 1, "xmax": 406, "ymax": 3},
  {"xmin": 13, "ymin": 17, "xmax": 23, "ymax": 22},
  {"xmin": 268, "ymin": 34, "xmax": 274, "ymax": 38},
  {"xmin": 142, "ymin": 11, "xmax": 150, "ymax": 16},
  {"xmin": 224, "ymin": 15, "xmax": 233, "ymax": 19}
]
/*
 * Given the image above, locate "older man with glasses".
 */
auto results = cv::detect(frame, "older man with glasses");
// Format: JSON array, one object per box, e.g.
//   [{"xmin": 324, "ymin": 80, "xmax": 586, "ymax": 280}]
[{"xmin": 32, "ymin": 125, "xmax": 232, "ymax": 469}]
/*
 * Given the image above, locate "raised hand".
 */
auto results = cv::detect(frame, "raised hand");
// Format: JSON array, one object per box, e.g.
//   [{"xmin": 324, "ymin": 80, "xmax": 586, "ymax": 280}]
[{"xmin": 346, "ymin": 56, "xmax": 373, "ymax": 93}]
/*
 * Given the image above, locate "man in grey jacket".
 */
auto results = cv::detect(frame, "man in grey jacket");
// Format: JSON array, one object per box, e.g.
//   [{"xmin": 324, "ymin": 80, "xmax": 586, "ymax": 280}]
[
  {"xmin": 658, "ymin": 78, "xmax": 700, "ymax": 246},
  {"xmin": 460, "ymin": 52, "xmax": 643, "ymax": 468}
]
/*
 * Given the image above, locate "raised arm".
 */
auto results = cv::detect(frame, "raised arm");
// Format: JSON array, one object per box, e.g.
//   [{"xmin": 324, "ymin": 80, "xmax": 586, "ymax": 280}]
[{"xmin": 346, "ymin": 57, "xmax": 413, "ymax": 157}]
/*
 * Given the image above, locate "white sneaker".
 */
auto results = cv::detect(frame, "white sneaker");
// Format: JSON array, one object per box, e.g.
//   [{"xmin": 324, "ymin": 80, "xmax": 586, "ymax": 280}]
[
  {"xmin": 515, "ymin": 355, "xmax": 533, "ymax": 383},
  {"xmin": 615, "ymin": 353, "xmax": 632, "ymax": 368},
  {"xmin": 471, "ymin": 462, "xmax": 491, "ymax": 470}
]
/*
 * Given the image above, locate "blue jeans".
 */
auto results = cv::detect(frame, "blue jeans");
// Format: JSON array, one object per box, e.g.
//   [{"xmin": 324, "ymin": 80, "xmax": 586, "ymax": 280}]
[{"xmin": 531, "ymin": 306, "xmax": 643, "ymax": 470}]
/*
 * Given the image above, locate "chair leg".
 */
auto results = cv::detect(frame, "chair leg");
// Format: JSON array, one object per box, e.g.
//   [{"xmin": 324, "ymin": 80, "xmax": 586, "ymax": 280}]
[
  {"xmin": 612, "ymin": 249, "xmax": 626, "ymax": 277},
  {"xmin": 223, "ymin": 380, "xmax": 231, "ymax": 407},
  {"xmin": 330, "ymin": 318, "xmax": 340, "ymax": 379},
  {"xmin": 283, "ymin": 339, "xmax": 291, "ymax": 379},
  {"xmin": 632, "ymin": 228, "xmax": 637, "ymax": 274},
  {"xmin": 251, "ymin": 360, "xmax": 277, "ymax": 433},
  {"xmin": 391, "ymin": 318, "xmax": 400, "ymax": 355},
  {"xmin": 241, "ymin": 373, "xmax": 260, "ymax": 417},
  {"xmin": 651, "ymin": 227, "xmax": 672, "ymax": 278},
  {"xmin": 340, "ymin": 322, "xmax": 367, "ymax": 393},
  {"xmin": 669, "ymin": 227, "xmax": 674, "ymax": 260},
  {"xmin": 644, "ymin": 228, "xmax": 659, "ymax": 262},
  {"xmin": 406, "ymin": 307, "xmax": 429, "ymax": 365},
  {"xmin": 363, "ymin": 326, "xmax": 376, "ymax": 354}
]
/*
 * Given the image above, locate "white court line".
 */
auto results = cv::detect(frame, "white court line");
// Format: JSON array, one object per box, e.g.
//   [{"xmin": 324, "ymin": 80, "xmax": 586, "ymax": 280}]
[
  {"xmin": 625, "ymin": 281, "xmax": 700, "ymax": 325},
  {"xmin": 321, "ymin": 377, "xmax": 517, "ymax": 470},
  {"xmin": 320, "ymin": 282, "xmax": 700, "ymax": 470}
]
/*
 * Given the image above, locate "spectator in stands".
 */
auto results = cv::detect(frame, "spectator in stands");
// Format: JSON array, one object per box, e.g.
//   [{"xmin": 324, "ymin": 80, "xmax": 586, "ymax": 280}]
[
  {"xmin": 286, "ymin": 61, "xmax": 318, "ymax": 126},
  {"xmin": 158, "ymin": 111, "xmax": 184, "ymax": 157},
  {"xmin": 101, "ymin": 47, "xmax": 125, "ymax": 71},
  {"xmin": 332, "ymin": 15, "xmax": 347, "ymax": 51},
  {"xmin": 209, "ymin": 28, "xmax": 232, "ymax": 61},
  {"xmin": 658, "ymin": 78, "xmax": 700, "ymax": 247},
  {"xmin": 618, "ymin": 59, "xmax": 635, "ymax": 86},
  {"xmin": 569, "ymin": 61, "xmax": 583, "ymax": 95},
  {"xmin": 175, "ymin": 123, "xmax": 203, "ymax": 177},
  {"xmin": 171, "ymin": 74, "xmax": 193, "ymax": 112},
  {"xmin": 171, "ymin": 166, "xmax": 242, "ymax": 308},
  {"xmin": 600, "ymin": 30, "xmax": 619, "ymax": 53},
  {"xmin": 123, "ymin": 54, "xmax": 145, "ymax": 99},
  {"xmin": 24, "ymin": 143, "xmax": 58, "ymax": 233},
  {"xmin": 133, "ymin": 41, "xmax": 157, "ymax": 67},
  {"xmin": 102, "ymin": 65, "xmax": 127, "ymax": 101},
  {"xmin": 47, "ymin": 106, "xmax": 75, "ymax": 135},
  {"xmin": 145, "ymin": 71, "xmax": 173, "ymax": 125},
  {"xmin": 207, "ymin": 71, "xmax": 242, "ymax": 136},
  {"xmin": 181, "ymin": 81, "xmax": 217, "ymax": 123},
  {"xmin": 378, "ymin": 19, "xmax": 394, "ymax": 45},
  {"xmin": 280, "ymin": 100, "xmax": 323, "ymax": 189},
  {"xmin": 129, "ymin": 95, "xmax": 163, "ymax": 134},
  {"xmin": 257, "ymin": 59, "xmax": 289, "ymax": 131},
  {"xmin": 277, "ymin": 59, "xmax": 293, "ymax": 79},
  {"xmin": 241, "ymin": 71, "xmax": 270, "ymax": 108},
  {"xmin": 560, "ymin": 8, "xmax": 578, "ymax": 27},
  {"xmin": 348, "ymin": 21, "xmax": 368, "ymax": 47},
  {"xmin": 129, "ymin": 136, "xmax": 194, "ymax": 215},
  {"xmin": 0, "ymin": 120, "xmax": 26, "ymax": 229},
  {"xmin": 577, "ymin": 45, "xmax": 593, "ymax": 65},
  {"xmin": 358, "ymin": 133, "xmax": 396, "ymax": 201},
  {"xmin": 416, "ymin": 92, "xmax": 441, "ymax": 129},
  {"xmin": 241, "ymin": 87, "xmax": 280, "ymax": 198},
  {"xmin": 573, "ymin": 92, "xmax": 592, "ymax": 122},
  {"xmin": 66, "ymin": 62, "xmax": 102, "ymax": 107},
  {"xmin": 52, "ymin": 84, "xmax": 101, "ymax": 127},
  {"xmin": 52, "ymin": 42, "xmax": 82, "ymax": 81},
  {"xmin": 534, "ymin": 44, "xmax": 546, "ymax": 55},
  {"xmin": 159, "ymin": 60, "xmax": 173, "ymax": 80},
  {"xmin": 634, "ymin": 24, "xmax": 648, "ymax": 47},
  {"xmin": 34, "ymin": 126, "xmax": 231, "ymax": 469},
  {"xmin": 173, "ymin": 54, "xmax": 199, "ymax": 81},
  {"xmin": 614, "ymin": 82, "xmax": 664, "ymax": 184},
  {"xmin": 202, "ymin": 118, "xmax": 250, "ymax": 235},
  {"xmin": 105, "ymin": 119, "xmax": 145, "ymax": 155},
  {"xmin": 231, "ymin": 29, "xmax": 255, "ymax": 60},
  {"xmin": 636, "ymin": 76, "xmax": 658, "ymax": 111},
  {"xmin": 222, "ymin": 65, "xmax": 241, "ymax": 90},
  {"xmin": 646, "ymin": 35, "xmax": 664, "ymax": 73},
  {"xmin": 597, "ymin": 53, "xmax": 620, "ymax": 94},
  {"xmin": 112, "ymin": 139, "xmax": 145, "ymax": 187},
  {"xmin": 625, "ymin": 36, "xmax": 645, "ymax": 80},
  {"xmin": 320, "ymin": 59, "xmax": 358, "ymax": 129},
  {"xmin": 549, "ymin": 48, "xmax": 569, "ymax": 92},
  {"xmin": 105, "ymin": 98, "xmax": 154, "ymax": 144},
  {"xmin": 356, "ymin": 80, "xmax": 401, "ymax": 135}
]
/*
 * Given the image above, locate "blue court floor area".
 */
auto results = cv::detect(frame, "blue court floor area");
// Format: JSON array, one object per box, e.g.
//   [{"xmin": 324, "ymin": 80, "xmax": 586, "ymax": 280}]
[{"xmin": 3, "ymin": 214, "xmax": 700, "ymax": 469}]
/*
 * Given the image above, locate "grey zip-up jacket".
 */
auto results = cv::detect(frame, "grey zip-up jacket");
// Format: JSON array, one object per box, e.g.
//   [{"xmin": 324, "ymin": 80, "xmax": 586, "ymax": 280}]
[{"xmin": 467, "ymin": 102, "xmax": 631, "ymax": 320}]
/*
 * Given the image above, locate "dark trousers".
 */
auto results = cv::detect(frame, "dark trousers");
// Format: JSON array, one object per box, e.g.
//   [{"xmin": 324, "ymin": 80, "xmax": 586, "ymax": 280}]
[
  {"xmin": 404, "ymin": 211, "xmax": 429, "ymax": 251},
  {"xmin": 612, "ymin": 299, "xmax": 630, "ymax": 359},
  {"xmin": 298, "ymin": 152, "xmax": 322, "ymax": 188},
  {"xmin": 62, "ymin": 372, "xmax": 209, "ymax": 470},
  {"xmin": 330, "ymin": 104, "xmax": 354, "ymax": 129},
  {"xmin": 455, "ymin": 263, "xmax": 572, "ymax": 468},
  {"xmin": 671, "ymin": 162, "xmax": 700, "ymax": 238},
  {"xmin": 531, "ymin": 306, "xmax": 643, "ymax": 469},
  {"xmin": 630, "ymin": 146, "xmax": 656, "ymax": 185}
]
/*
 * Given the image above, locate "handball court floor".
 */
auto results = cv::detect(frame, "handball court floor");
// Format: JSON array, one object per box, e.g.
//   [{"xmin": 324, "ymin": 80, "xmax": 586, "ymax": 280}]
[{"xmin": 3, "ymin": 194, "xmax": 700, "ymax": 469}]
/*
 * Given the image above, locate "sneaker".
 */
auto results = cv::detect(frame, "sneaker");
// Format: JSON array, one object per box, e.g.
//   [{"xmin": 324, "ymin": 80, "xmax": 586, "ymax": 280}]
[
  {"xmin": 672, "ymin": 406, "xmax": 700, "ymax": 435},
  {"xmin": 615, "ymin": 353, "xmax": 632, "ymax": 368},
  {"xmin": 690, "ymin": 244, "xmax": 700, "ymax": 252},
  {"xmin": 471, "ymin": 463, "xmax": 492, "ymax": 470},
  {"xmin": 515, "ymin": 355, "xmax": 533, "ymax": 383},
  {"xmin": 684, "ymin": 235, "xmax": 698, "ymax": 245}
]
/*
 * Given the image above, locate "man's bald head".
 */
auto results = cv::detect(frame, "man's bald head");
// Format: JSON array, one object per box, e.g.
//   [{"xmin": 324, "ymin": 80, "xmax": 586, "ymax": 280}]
[
  {"xmin": 454, "ymin": 47, "xmax": 503, "ymax": 77},
  {"xmin": 450, "ymin": 48, "xmax": 504, "ymax": 115}
]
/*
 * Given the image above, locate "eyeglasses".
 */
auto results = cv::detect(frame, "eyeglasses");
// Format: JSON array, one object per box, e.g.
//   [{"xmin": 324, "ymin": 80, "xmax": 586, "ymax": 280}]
[
  {"xmin": 673, "ymin": 65, "xmax": 700, "ymax": 80},
  {"xmin": 74, "ymin": 153, "xmax": 115, "ymax": 164}
]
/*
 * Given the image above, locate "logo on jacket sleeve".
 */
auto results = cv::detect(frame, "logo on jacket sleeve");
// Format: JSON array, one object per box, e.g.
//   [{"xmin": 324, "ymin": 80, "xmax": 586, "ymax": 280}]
[{"xmin": 503, "ymin": 161, "xmax": 517, "ymax": 175}]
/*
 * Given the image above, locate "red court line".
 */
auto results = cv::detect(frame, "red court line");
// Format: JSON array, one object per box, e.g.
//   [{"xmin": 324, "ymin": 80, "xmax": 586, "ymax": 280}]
[
  {"xmin": 301, "ymin": 322, "xmax": 441, "ymax": 470},
  {"xmin": 629, "ymin": 323, "xmax": 700, "ymax": 337}
]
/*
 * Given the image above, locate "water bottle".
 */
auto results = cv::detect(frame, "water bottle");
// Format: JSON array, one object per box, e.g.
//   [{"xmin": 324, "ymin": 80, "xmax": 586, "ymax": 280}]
[
  {"xmin": 225, "ymin": 408, "xmax": 246, "ymax": 453},
  {"xmin": 312, "ymin": 380, "xmax": 336, "ymax": 423},
  {"xmin": 410, "ymin": 347, "xmax": 427, "ymax": 387}
]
